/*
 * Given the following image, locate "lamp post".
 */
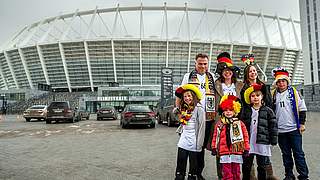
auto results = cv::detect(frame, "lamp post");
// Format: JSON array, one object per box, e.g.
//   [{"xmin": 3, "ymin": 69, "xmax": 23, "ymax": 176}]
[{"xmin": 52, "ymin": 89, "xmax": 56, "ymax": 101}]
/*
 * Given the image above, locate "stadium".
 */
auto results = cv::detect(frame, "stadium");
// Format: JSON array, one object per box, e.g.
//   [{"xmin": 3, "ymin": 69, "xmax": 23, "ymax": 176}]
[{"xmin": 0, "ymin": 4, "xmax": 303, "ymax": 112}]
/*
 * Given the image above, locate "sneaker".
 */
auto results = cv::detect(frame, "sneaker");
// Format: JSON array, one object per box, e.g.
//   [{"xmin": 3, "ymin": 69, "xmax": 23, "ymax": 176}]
[{"xmin": 283, "ymin": 175, "xmax": 295, "ymax": 180}]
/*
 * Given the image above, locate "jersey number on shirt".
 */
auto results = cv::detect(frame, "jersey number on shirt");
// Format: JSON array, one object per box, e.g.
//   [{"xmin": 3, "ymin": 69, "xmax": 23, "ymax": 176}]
[
  {"xmin": 280, "ymin": 101, "xmax": 285, "ymax": 108},
  {"xmin": 200, "ymin": 83, "xmax": 205, "ymax": 89}
]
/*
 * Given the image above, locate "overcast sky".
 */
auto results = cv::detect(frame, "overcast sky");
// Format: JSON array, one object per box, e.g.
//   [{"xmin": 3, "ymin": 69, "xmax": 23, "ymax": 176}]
[{"xmin": 0, "ymin": 0, "xmax": 300, "ymax": 45}]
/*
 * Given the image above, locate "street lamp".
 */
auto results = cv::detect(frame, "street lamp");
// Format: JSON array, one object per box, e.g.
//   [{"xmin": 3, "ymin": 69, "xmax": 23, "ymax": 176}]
[{"xmin": 52, "ymin": 89, "xmax": 56, "ymax": 101}]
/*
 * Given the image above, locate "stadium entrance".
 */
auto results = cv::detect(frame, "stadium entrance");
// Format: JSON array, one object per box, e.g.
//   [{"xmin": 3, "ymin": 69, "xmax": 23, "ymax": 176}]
[{"xmin": 80, "ymin": 86, "xmax": 161, "ymax": 113}]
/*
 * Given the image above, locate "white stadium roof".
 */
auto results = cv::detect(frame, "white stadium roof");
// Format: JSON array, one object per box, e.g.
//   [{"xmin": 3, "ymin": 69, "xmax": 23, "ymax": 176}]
[
  {"xmin": 0, "ymin": 4, "xmax": 304, "ymax": 91},
  {"xmin": 1, "ymin": 4, "xmax": 301, "ymax": 50}
]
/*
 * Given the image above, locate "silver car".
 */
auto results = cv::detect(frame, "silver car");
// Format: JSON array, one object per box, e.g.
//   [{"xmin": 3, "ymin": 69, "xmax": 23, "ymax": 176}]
[{"xmin": 23, "ymin": 105, "xmax": 47, "ymax": 122}]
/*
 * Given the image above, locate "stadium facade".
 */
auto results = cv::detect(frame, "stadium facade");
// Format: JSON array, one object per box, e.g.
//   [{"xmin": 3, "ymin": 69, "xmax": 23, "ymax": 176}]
[{"xmin": 0, "ymin": 4, "xmax": 303, "ymax": 107}]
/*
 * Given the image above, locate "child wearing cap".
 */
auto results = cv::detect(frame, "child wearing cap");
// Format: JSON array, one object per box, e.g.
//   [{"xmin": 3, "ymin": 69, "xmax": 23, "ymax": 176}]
[
  {"xmin": 174, "ymin": 84, "xmax": 206, "ymax": 180},
  {"xmin": 211, "ymin": 95, "xmax": 249, "ymax": 180},
  {"xmin": 240, "ymin": 83, "xmax": 278, "ymax": 180},
  {"xmin": 271, "ymin": 67, "xmax": 309, "ymax": 180},
  {"xmin": 214, "ymin": 52, "xmax": 244, "ymax": 179}
]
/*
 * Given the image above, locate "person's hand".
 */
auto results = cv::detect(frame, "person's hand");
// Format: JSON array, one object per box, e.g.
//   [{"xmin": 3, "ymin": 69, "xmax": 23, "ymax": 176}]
[
  {"xmin": 211, "ymin": 148, "xmax": 217, "ymax": 156},
  {"xmin": 243, "ymin": 150, "xmax": 249, "ymax": 158},
  {"xmin": 299, "ymin": 124, "xmax": 306, "ymax": 134},
  {"xmin": 172, "ymin": 107, "xmax": 180, "ymax": 115}
]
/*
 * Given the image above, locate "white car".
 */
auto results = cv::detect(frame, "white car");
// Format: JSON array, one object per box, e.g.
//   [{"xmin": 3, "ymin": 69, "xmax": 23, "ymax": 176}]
[{"xmin": 23, "ymin": 105, "xmax": 47, "ymax": 122}]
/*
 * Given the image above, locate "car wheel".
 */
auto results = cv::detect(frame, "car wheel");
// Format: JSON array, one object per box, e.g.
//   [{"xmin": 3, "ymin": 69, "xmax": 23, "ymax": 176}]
[
  {"xmin": 86, "ymin": 116, "xmax": 89, "ymax": 120},
  {"xmin": 25, "ymin": 118, "xmax": 30, "ymax": 122},
  {"xmin": 46, "ymin": 119, "xmax": 51, "ymax": 124},
  {"xmin": 97, "ymin": 117, "xmax": 100, "ymax": 121},
  {"xmin": 167, "ymin": 115, "xmax": 172, "ymax": 127}
]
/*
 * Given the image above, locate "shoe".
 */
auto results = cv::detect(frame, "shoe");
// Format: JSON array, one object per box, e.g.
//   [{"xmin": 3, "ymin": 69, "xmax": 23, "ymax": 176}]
[
  {"xmin": 175, "ymin": 172, "xmax": 185, "ymax": 180},
  {"xmin": 283, "ymin": 175, "xmax": 295, "ymax": 180},
  {"xmin": 265, "ymin": 164, "xmax": 279, "ymax": 180},
  {"xmin": 187, "ymin": 174, "xmax": 197, "ymax": 180}
]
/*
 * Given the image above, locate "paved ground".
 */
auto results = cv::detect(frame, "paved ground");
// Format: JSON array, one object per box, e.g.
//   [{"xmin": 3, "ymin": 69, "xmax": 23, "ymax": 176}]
[{"xmin": 0, "ymin": 112, "xmax": 319, "ymax": 180}]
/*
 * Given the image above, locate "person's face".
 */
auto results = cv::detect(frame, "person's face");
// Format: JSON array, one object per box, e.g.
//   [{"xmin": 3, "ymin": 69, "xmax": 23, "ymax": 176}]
[
  {"xmin": 222, "ymin": 68, "xmax": 233, "ymax": 80},
  {"xmin": 195, "ymin": 57, "xmax": 208, "ymax": 74},
  {"xmin": 276, "ymin": 79, "xmax": 288, "ymax": 92},
  {"xmin": 250, "ymin": 91, "xmax": 263, "ymax": 105},
  {"xmin": 183, "ymin": 91, "xmax": 193, "ymax": 105},
  {"xmin": 223, "ymin": 109, "xmax": 235, "ymax": 118},
  {"xmin": 248, "ymin": 66, "xmax": 258, "ymax": 81}
]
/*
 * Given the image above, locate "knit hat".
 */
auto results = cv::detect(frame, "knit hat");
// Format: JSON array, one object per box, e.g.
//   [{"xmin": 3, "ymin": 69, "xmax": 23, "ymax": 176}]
[
  {"xmin": 272, "ymin": 66, "xmax": 291, "ymax": 85},
  {"xmin": 243, "ymin": 83, "xmax": 263, "ymax": 104},
  {"xmin": 218, "ymin": 95, "xmax": 241, "ymax": 116},
  {"xmin": 175, "ymin": 83, "xmax": 202, "ymax": 100},
  {"xmin": 215, "ymin": 52, "xmax": 240, "ymax": 76}
]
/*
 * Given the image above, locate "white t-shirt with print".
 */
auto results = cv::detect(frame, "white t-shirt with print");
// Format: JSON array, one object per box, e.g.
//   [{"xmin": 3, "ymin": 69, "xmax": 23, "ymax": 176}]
[
  {"xmin": 221, "ymin": 83, "xmax": 236, "ymax": 96},
  {"xmin": 249, "ymin": 108, "xmax": 271, "ymax": 156},
  {"xmin": 275, "ymin": 89, "xmax": 307, "ymax": 133}
]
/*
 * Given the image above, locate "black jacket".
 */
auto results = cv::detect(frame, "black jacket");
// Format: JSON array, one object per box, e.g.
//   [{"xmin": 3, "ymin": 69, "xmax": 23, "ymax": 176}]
[{"xmin": 240, "ymin": 105, "xmax": 278, "ymax": 145}]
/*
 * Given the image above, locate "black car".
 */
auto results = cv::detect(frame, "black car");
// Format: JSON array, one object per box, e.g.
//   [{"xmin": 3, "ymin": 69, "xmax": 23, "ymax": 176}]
[
  {"xmin": 46, "ymin": 101, "xmax": 76, "ymax": 124},
  {"xmin": 120, "ymin": 104, "xmax": 156, "ymax": 128},
  {"xmin": 97, "ymin": 106, "xmax": 117, "ymax": 120}
]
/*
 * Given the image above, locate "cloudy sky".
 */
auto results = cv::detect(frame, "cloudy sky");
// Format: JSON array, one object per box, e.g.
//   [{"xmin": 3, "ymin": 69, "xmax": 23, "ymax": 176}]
[{"xmin": 0, "ymin": 0, "xmax": 300, "ymax": 44}]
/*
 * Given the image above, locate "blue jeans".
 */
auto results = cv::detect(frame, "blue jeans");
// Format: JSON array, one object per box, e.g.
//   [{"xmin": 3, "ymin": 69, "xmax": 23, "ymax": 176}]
[{"xmin": 278, "ymin": 130, "xmax": 309, "ymax": 180}]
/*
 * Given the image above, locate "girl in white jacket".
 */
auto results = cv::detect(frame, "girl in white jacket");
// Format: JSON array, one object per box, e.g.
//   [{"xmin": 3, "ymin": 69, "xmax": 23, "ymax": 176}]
[{"xmin": 174, "ymin": 84, "xmax": 206, "ymax": 180}]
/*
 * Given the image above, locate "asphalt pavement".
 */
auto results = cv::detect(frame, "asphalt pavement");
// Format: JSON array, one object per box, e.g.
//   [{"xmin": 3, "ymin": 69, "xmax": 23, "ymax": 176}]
[{"xmin": 0, "ymin": 113, "xmax": 319, "ymax": 180}]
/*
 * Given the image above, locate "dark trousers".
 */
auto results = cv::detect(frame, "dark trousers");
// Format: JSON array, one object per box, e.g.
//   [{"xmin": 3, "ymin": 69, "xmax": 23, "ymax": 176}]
[
  {"xmin": 175, "ymin": 147, "xmax": 199, "ymax": 179},
  {"xmin": 278, "ymin": 130, "xmax": 309, "ymax": 180},
  {"xmin": 242, "ymin": 154, "xmax": 270, "ymax": 180},
  {"xmin": 197, "ymin": 120, "xmax": 213, "ymax": 175}
]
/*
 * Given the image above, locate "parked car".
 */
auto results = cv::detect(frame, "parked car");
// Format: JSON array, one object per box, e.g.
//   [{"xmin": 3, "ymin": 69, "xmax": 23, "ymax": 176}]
[
  {"xmin": 75, "ymin": 108, "xmax": 90, "ymax": 121},
  {"xmin": 23, "ymin": 105, "xmax": 47, "ymax": 122},
  {"xmin": 46, "ymin": 101, "xmax": 76, "ymax": 124},
  {"xmin": 120, "ymin": 104, "xmax": 156, "ymax": 128},
  {"xmin": 97, "ymin": 106, "xmax": 117, "ymax": 120},
  {"xmin": 158, "ymin": 98, "xmax": 179, "ymax": 127}
]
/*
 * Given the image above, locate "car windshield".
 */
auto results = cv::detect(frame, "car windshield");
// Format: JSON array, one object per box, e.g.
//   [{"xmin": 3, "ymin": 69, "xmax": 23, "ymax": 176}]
[
  {"xmin": 127, "ymin": 105, "xmax": 151, "ymax": 112},
  {"xmin": 30, "ymin": 106, "xmax": 46, "ymax": 109},
  {"xmin": 49, "ymin": 102, "xmax": 68, "ymax": 109},
  {"xmin": 100, "ymin": 107, "xmax": 114, "ymax": 111}
]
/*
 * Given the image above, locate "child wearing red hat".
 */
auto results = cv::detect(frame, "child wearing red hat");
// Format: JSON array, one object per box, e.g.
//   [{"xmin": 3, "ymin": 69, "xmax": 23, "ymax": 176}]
[{"xmin": 211, "ymin": 95, "xmax": 249, "ymax": 180}]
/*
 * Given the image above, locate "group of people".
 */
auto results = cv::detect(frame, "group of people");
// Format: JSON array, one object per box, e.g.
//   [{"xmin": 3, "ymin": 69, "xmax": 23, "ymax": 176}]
[{"xmin": 173, "ymin": 53, "xmax": 309, "ymax": 180}]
